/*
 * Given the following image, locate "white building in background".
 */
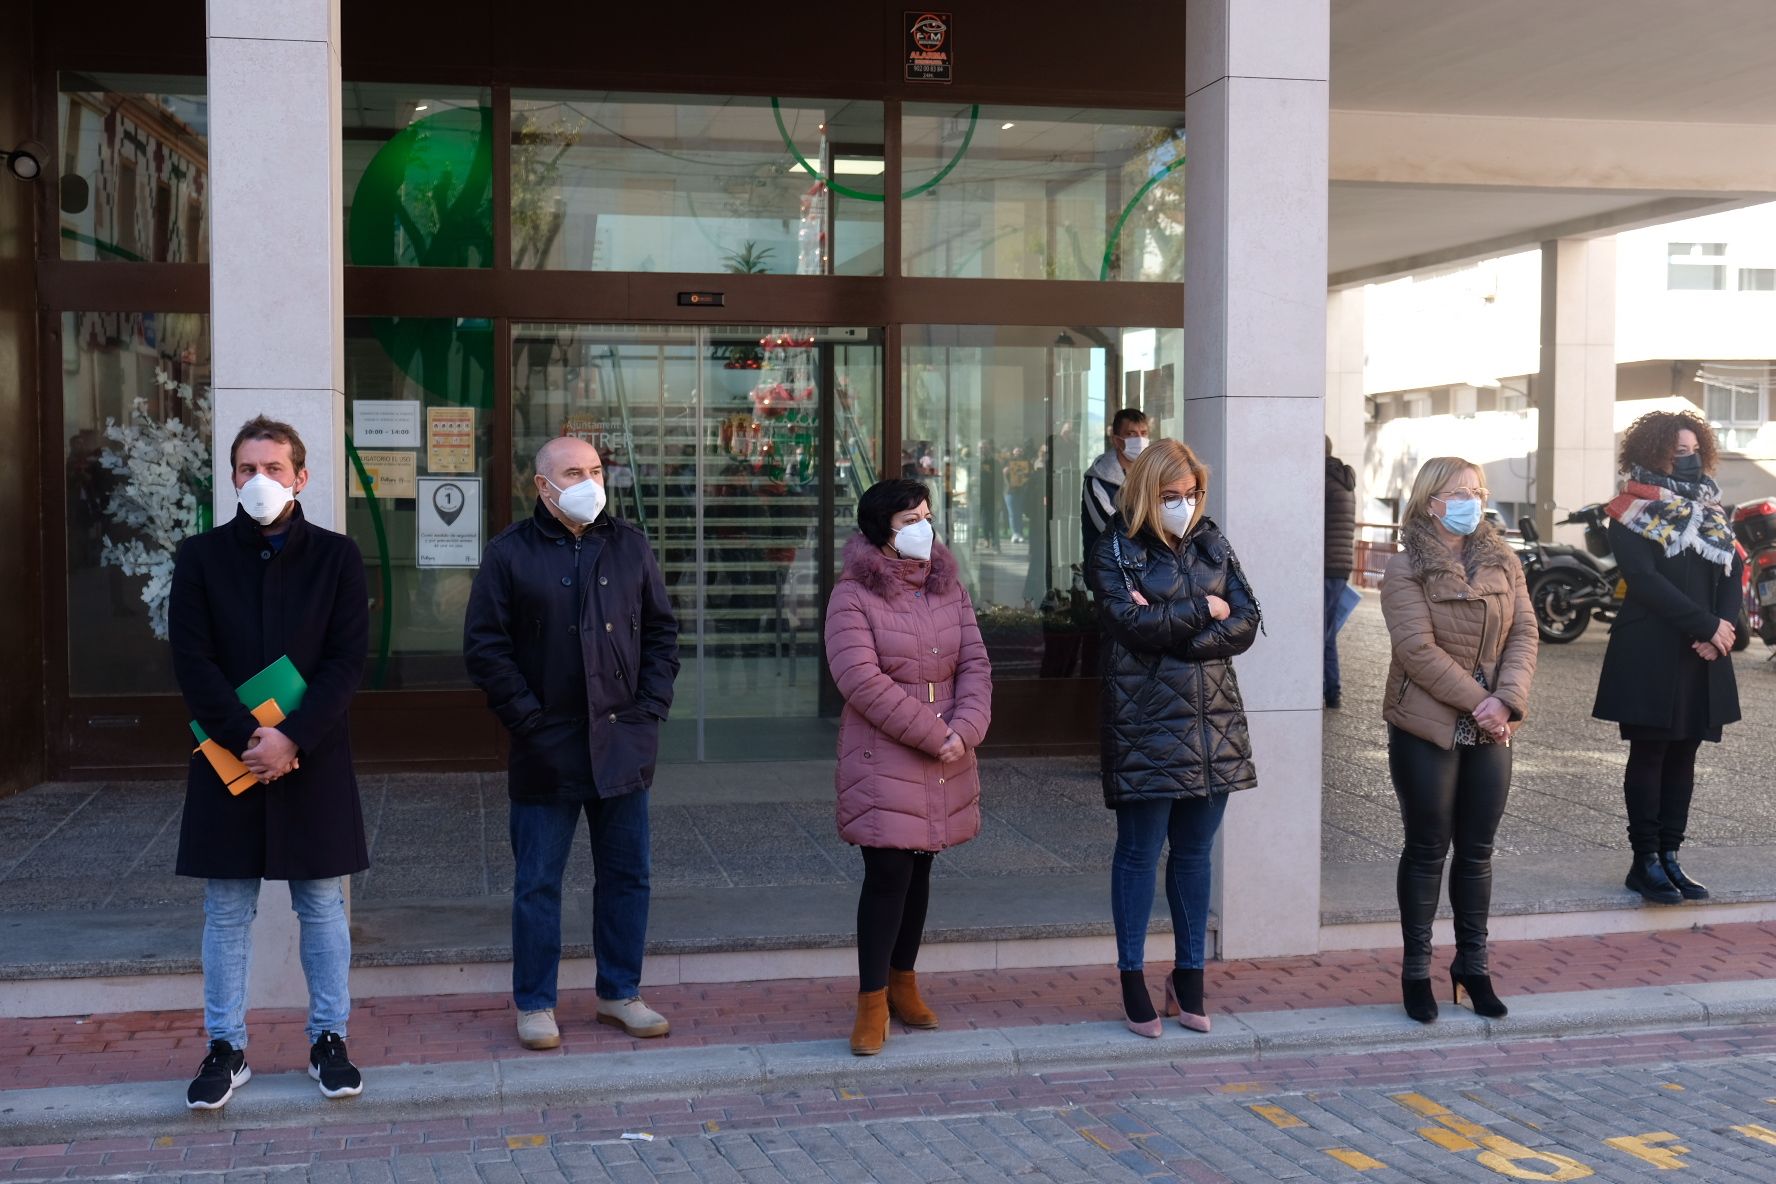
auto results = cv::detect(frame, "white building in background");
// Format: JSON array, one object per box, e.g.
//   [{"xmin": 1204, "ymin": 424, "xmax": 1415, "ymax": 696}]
[{"xmin": 1360, "ymin": 202, "xmax": 1776, "ymax": 528}]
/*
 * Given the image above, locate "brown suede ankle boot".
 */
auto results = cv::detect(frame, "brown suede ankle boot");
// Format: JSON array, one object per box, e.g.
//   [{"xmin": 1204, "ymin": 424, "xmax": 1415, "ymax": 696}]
[
  {"xmin": 886, "ymin": 969, "xmax": 939, "ymax": 1030},
  {"xmin": 850, "ymin": 988, "xmax": 889, "ymax": 1056}
]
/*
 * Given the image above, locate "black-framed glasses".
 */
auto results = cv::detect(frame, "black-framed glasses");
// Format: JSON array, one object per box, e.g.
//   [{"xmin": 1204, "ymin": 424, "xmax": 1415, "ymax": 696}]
[{"xmin": 1160, "ymin": 491, "xmax": 1200, "ymax": 510}]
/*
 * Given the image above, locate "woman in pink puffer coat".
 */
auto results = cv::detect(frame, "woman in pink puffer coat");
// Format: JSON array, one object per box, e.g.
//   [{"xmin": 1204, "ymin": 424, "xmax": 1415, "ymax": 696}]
[{"xmin": 825, "ymin": 478, "xmax": 992, "ymax": 1056}]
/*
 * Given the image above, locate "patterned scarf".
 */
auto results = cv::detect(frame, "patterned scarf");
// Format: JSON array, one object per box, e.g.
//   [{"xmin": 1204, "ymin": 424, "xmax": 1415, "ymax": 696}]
[{"xmin": 1604, "ymin": 464, "xmax": 1736, "ymax": 572}]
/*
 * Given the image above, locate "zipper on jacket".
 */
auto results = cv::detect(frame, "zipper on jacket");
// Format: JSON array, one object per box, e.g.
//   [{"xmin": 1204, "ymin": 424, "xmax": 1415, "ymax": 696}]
[{"xmin": 1396, "ymin": 673, "xmax": 1410, "ymax": 705}]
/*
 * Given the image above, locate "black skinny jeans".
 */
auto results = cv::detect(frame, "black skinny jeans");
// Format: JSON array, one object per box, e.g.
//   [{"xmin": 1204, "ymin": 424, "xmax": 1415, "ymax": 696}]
[
  {"xmin": 1388, "ymin": 726, "xmax": 1512, "ymax": 980},
  {"xmin": 857, "ymin": 847, "xmax": 934, "ymax": 992},
  {"xmin": 1623, "ymin": 738, "xmax": 1702, "ymax": 855}
]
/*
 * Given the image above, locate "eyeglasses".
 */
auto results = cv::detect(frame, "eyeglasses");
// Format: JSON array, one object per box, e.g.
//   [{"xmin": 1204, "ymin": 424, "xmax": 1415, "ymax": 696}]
[
  {"xmin": 1159, "ymin": 491, "xmax": 1200, "ymax": 509},
  {"xmin": 1434, "ymin": 488, "xmax": 1488, "ymax": 503}
]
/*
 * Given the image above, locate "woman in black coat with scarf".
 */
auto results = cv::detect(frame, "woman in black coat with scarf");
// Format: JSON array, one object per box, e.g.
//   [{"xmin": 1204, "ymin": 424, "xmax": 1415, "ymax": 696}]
[
  {"xmin": 1593, "ymin": 410, "xmax": 1742, "ymax": 904},
  {"xmin": 1086, "ymin": 439, "xmax": 1261, "ymax": 1040}
]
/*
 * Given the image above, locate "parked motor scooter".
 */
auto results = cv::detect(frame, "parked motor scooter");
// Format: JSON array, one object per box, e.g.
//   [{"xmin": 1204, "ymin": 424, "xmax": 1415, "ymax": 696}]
[
  {"xmin": 1516, "ymin": 505, "xmax": 1623, "ymax": 643},
  {"xmin": 1732, "ymin": 498, "xmax": 1776, "ymax": 651}
]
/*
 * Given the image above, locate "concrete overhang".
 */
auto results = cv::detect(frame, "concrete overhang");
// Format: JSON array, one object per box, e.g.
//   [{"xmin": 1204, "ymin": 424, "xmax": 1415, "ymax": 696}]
[{"xmin": 1328, "ymin": 0, "xmax": 1776, "ymax": 285}]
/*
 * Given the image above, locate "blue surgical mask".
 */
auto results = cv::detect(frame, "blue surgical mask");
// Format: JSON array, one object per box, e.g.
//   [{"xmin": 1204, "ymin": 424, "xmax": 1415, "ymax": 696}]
[{"xmin": 1437, "ymin": 496, "xmax": 1482, "ymax": 536}]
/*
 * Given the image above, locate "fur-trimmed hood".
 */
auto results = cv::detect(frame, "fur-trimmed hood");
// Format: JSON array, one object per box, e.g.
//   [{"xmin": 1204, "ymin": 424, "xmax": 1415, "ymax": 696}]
[
  {"xmin": 839, "ymin": 531, "xmax": 960, "ymax": 601},
  {"xmin": 1400, "ymin": 516, "xmax": 1517, "ymax": 584}
]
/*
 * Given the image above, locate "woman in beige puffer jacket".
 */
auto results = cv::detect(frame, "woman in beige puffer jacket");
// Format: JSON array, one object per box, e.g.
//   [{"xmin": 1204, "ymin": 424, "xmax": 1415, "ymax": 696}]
[
  {"xmin": 1380, "ymin": 457, "xmax": 1537, "ymax": 1028},
  {"xmin": 825, "ymin": 479, "xmax": 992, "ymax": 1056}
]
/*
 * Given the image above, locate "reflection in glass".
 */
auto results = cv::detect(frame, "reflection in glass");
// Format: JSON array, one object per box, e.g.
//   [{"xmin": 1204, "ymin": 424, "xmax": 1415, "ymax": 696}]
[
  {"xmin": 902, "ymin": 325, "xmax": 1183, "ymax": 680},
  {"xmin": 510, "ymin": 94, "xmax": 884, "ymax": 275},
  {"xmin": 903, "ymin": 106, "xmax": 1185, "ymax": 283},
  {"xmin": 63, "ymin": 311, "xmax": 211, "ymax": 694},
  {"xmin": 343, "ymin": 84, "xmax": 493, "ymax": 268},
  {"xmin": 344, "ymin": 318, "xmax": 495, "ymax": 688},
  {"xmin": 58, "ymin": 74, "xmax": 207, "ymax": 263},
  {"xmin": 511, "ymin": 324, "xmax": 881, "ymax": 760}
]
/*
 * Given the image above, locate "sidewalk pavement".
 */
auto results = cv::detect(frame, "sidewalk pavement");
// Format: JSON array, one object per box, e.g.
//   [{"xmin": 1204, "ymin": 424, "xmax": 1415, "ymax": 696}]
[{"xmin": 4, "ymin": 921, "xmax": 1776, "ymax": 1149}]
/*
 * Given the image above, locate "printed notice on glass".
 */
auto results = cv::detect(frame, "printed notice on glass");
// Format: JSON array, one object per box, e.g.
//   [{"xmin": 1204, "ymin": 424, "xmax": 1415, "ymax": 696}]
[
  {"xmin": 352, "ymin": 400, "xmax": 422, "ymax": 447},
  {"xmin": 416, "ymin": 477, "xmax": 481, "ymax": 569},
  {"xmin": 348, "ymin": 450, "xmax": 417, "ymax": 499},
  {"xmin": 427, "ymin": 407, "xmax": 477, "ymax": 473},
  {"xmin": 905, "ymin": 12, "xmax": 953, "ymax": 82}
]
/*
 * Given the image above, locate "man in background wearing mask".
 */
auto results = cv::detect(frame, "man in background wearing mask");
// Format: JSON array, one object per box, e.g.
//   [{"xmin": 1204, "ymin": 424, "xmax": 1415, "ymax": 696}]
[
  {"xmin": 169, "ymin": 417, "xmax": 370, "ymax": 1110},
  {"xmin": 1082, "ymin": 408, "xmax": 1149, "ymax": 560},
  {"xmin": 464, "ymin": 436, "xmax": 681, "ymax": 1052}
]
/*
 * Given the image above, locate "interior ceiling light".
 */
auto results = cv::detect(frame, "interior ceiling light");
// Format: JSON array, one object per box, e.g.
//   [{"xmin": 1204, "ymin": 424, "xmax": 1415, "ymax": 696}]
[
  {"xmin": 1001, "ymin": 122, "xmax": 1015, "ymax": 130},
  {"xmin": 833, "ymin": 159, "xmax": 886, "ymax": 176}
]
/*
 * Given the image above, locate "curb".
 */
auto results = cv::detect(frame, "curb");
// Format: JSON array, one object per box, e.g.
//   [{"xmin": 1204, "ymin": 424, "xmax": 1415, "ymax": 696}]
[{"xmin": 3, "ymin": 979, "xmax": 1774, "ymax": 1144}]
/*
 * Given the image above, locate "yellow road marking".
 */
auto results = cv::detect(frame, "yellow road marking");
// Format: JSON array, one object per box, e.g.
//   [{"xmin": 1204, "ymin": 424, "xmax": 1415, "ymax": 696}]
[
  {"xmin": 1326, "ymin": 1148, "xmax": 1387, "ymax": 1171},
  {"xmin": 1421, "ymin": 1127, "xmax": 1480, "ymax": 1153},
  {"xmin": 152, "ymin": 1137, "xmax": 175, "ymax": 1149},
  {"xmin": 505, "ymin": 1135, "xmax": 547, "ymax": 1150},
  {"xmin": 1216, "ymin": 1081, "xmax": 1266, "ymax": 1093},
  {"xmin": 1393, "ymin": 1092, "xmax": 1448, "ymax": 1118},
  {"xmin": 702, "ymin": 1120, "xmax": 721, "ymax": 1133},
  {"xmin": 1733, "ymin": 1124, "xmax": 1776, "ymax": 1148},
  {"xmin": 1660, "ymin": 1083, "xmax": 1685, "ymax": 1092},
  {"xmin": 1076, "ymin": 1128, "xmax": 1116, "ymax": 1153},
  {"xmin": 1251, "ymin": 1104, "xmax": 1307, "ymax": 1130},
  {"xmin": 1605, "ymin": 1133, "xmax": 1689, "ymax": 1170}
]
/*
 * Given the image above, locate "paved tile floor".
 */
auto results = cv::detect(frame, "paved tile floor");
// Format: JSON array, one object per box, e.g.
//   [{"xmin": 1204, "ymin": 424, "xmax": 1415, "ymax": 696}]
[{"xmin": 11, "ymin": 1027, "xmax": 1776, "ymax": 1181}]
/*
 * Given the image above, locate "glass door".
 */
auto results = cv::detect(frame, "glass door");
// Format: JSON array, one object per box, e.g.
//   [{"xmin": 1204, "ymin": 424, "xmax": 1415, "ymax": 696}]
[{"xmin": 510, "ymin": 323, "xmax": 882, "ymax": 761}]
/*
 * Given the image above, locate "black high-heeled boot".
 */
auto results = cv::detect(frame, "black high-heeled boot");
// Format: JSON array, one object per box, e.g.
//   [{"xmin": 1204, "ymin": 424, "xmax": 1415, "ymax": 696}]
[
  {"xmin": 1119, "ymin": 970, "xmax": 1161, "ymax": 1038},
  {"xmin": 1450, "ymin": 966, "xmax": 1508, "ymax": 1018},
  {"xmin": 1660, "ymin": 851, "xmax": 1709, "ymax": 900},
  {"xmin": 1401, "ymin": 976, "xmax": 1437, "ymax": 1024},
  {"xmin": 1625, "ymin": 853, "xmax": 1683, "ymax": 905}
]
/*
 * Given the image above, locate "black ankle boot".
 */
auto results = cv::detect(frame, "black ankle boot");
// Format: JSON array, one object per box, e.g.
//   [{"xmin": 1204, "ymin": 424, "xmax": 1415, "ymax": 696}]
[
  {"xmin": 1660, "ymin": 851, "xmax": 1709, "ymax": 900},
  {"xmin": 1402, "ymin": 976, "xmax": 1437, "ymax": 1024},
  {"xmin": 1450, "ymin": 966, "xmax": 1508, "ymax": 1018},
  {"xmin": 1626, "ymin": 853, "xmax": 1683, "ymax": 905}
]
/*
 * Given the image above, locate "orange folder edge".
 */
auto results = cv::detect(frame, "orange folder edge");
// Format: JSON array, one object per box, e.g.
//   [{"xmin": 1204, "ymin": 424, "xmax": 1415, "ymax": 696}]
[{"xmin": 195, "ymin": 699, "xmax": 288, "ymax": 796}]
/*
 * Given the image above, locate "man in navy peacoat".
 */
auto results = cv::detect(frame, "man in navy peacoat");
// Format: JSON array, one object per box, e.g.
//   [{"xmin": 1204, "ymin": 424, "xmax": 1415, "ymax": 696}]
[
  {"xmin": 168, "ymin": 416, "xmax": 369, "ymax": 1110},
  {"xmin": 464, "ymin": 436, "xmax": 680, "ymax": 1052}
]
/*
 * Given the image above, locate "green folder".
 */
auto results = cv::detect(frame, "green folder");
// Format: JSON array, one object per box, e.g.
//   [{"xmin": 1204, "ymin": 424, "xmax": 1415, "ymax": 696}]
[{"xmin": 189, "ymin": 655, "xmax": 309, "ymax": 744}]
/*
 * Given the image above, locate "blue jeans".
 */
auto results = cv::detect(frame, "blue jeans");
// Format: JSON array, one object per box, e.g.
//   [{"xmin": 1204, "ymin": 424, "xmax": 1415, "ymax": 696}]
[
  {"xmin": 1110, "ymin": 794, "xmax": 1229, "ymax": 972},
  {"xmin": 202, "ymin": 878, "xmax": 351, "ymax": 1048},
  {"xmin": 510, "ymin": 790, "xmax": 651, "ymax": 1011},
  {"xmin": 1323, "ymin": 576, "xmax": 1347, "ymax": 699}
]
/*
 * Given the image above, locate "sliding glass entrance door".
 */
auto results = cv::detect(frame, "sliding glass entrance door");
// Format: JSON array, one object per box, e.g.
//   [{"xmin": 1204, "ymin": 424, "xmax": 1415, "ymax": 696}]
[{"xmin": 510, "ymin": 324, "xmax": 881, "ymax": 761}]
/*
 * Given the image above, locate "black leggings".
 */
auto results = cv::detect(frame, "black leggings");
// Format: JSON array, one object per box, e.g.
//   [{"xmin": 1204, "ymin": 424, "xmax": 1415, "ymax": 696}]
[
  {"xmin": 857, "ymin": 847, "xmax": 934, "ymax": 992},
  {"xmin": 1387, "ymin": 726, "xmax": 1512, "ymax": 979},
  {"xmin": 1623, "ymin": 738, "xmax": 1702, "ymax": 855}
]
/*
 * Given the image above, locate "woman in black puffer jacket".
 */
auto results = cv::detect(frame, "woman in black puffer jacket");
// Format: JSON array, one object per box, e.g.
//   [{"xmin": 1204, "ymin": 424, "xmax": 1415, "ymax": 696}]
[{"xmin": 1086, "ymin": 439, "xmax": 1261, "ymax": 1040}]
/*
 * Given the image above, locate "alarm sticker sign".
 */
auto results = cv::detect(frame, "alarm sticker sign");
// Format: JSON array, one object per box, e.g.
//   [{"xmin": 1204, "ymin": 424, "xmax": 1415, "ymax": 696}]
[{"xmin": 416, "ymin": 477, "xmax": 481, "ymax": 568}]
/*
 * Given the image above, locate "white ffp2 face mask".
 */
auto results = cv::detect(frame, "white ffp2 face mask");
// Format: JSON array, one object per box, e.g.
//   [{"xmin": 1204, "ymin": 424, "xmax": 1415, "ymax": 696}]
[
  {"xmin": 1121, "ymin": 435, "xmax": 1148, "ymax": 460},
  {"xmin": 547, "ymin": 477, "xmax": 607, "ymax": 526},
  {"xmin": 237, "ymin": 473, "xmax": 295, "ymax": 526},
  {"xmin": 894, "ymin": 519, "xmax": 935, "ymax": 561},
  {"xmin": 1160, "ymin": 497, "xmax": 1197, "ymax": 538}
]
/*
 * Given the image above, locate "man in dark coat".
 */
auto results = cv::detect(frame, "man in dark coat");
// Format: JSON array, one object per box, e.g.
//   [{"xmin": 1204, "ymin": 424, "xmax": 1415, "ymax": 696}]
[
  {"xmin": 169, "ymin": 417, "xmax": 369, "ymax": 1111},
  {"xmin": 1323, "ymin": 437, "xmax": 1358, "ymax": 708},
  {"xmin": 464, "ymin": 436, "xmax": 680, "ymax": 1052}
]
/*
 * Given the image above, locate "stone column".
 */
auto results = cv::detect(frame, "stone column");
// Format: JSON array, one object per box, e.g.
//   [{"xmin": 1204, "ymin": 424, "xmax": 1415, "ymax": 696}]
[
  {"xmin": 206, "ymin": 0, "xmax": 347, "ymax": 1010},
  {"xmin": 1187, "ymin": 0, "xmax": 1330, "ymax": 958},
  {"xmin": 1535, "ymin": 237, "xmax": 1618, "ymax": 541},
  {"xmin": 1326, "ymin": 287, "xmax": 1367, "ymax": 506}
]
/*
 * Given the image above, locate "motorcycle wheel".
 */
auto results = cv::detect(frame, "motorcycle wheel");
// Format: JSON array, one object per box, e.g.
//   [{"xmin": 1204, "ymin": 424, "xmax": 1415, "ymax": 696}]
[
  {"xmin": 1530, "ymin": 570, "xmax": 1593, "ymax": 643},
  {"xmin": 1736, "ymin": 608, "xmax": 1752, "ymax": 652}
]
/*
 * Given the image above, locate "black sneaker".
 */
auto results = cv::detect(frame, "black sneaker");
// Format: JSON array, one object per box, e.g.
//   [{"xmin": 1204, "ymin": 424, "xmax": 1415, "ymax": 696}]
[
  {"xmin": 186, "ymin": 1039, "xmax": 250, "ymax": 1110},
  {"xmin": 308, "ymin": 1032, "xmax": 364, "ymax": 1098}
]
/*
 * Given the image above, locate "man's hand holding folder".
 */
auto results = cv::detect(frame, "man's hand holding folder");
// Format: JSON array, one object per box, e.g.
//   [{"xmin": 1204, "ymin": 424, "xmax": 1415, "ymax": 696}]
[{"xmin": 191, "ymin": 656, "xmax": 308, "ymax": 795}]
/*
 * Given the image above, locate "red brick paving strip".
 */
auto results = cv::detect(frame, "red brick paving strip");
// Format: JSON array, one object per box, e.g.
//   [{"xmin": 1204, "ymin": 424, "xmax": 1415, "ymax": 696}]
[{"xmin": 2, "ymin": 922, "xmax": 1774, "ymax": 1091}]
